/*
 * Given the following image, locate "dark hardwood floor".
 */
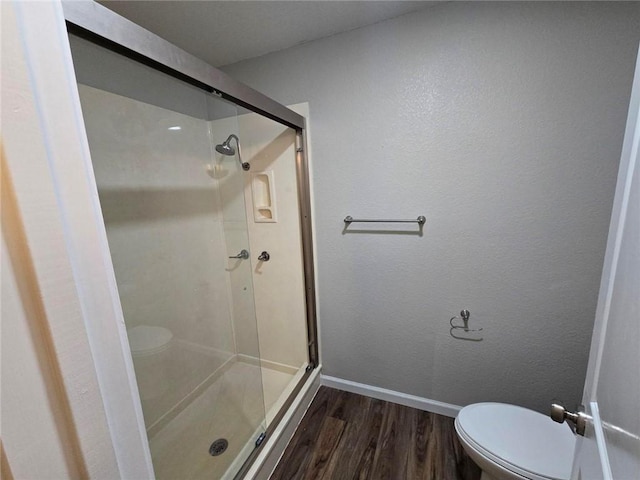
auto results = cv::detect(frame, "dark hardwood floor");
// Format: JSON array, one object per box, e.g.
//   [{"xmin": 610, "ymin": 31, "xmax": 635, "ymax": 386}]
[{"xmin": 270, "ymin": 387, "xmax": 481, "ymax": 480}]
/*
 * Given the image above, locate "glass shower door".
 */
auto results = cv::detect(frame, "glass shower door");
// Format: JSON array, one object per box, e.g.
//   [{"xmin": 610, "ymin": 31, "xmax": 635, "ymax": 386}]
[
  {"xmin": 70, "ymin": 35, "xmax": 266, "ymax": 479},
  {"xmin": 234, "ymin": 110, "xmax": 311, "ymax": 427}
]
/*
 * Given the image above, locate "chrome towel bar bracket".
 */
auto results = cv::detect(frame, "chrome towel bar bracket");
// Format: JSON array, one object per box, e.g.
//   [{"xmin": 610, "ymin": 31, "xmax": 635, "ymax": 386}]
[{"xmin": 344, "ymin": 216, "xmax": 426, "ymax": 225}]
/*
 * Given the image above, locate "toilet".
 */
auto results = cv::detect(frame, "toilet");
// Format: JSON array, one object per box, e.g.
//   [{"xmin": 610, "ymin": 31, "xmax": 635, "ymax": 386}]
[{"xmin": 455, "ymin": 403, "xmax": 576, "ymax": 480}]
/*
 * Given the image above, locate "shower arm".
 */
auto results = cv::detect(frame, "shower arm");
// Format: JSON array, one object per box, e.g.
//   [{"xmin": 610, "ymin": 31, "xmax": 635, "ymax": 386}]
[{"xmin": 225, "ymin": 134, "xmax": 250, "ymax": 171}]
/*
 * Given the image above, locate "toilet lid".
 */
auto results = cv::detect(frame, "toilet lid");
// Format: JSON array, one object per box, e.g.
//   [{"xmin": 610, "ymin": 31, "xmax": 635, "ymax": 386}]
[
  {"xmin": 128, "ymin": 325, "xmax": 173, "ymax": 355},
  {"xmin": 456, "ymin": 403, "xmax": 576, "ymax": 480}
]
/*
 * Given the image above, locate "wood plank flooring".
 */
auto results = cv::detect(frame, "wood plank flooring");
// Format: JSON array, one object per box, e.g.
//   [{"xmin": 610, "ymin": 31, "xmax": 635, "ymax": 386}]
[{"xmin": 271, "ymin": 387, "xmax": 481, "ymax": 480}]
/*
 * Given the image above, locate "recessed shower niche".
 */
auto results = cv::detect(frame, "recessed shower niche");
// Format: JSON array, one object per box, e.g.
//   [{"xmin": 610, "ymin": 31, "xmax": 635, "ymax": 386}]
[
  {"xmin": 251, "ymin": 171, "xmax": 277, "ymax": 222},
  {"xmin": 68, "ymin": 25, "xmax": 317, "ymax": 479}
]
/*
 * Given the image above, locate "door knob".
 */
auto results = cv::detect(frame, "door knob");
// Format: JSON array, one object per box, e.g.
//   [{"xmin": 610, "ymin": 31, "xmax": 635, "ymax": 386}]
[
  {"xmin": 258, "ymin": 251, "xmax": 270, "ymax": 261},
  {"xmin": 550, "ymin": 403, "xmax": 587, "ymax": 436}
]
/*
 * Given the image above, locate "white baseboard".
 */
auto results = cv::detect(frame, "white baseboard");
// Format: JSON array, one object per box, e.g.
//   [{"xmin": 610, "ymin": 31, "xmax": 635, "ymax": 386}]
[{"xmin": 321, "ymin": 375, "xmax": 461, "ymax": 418}]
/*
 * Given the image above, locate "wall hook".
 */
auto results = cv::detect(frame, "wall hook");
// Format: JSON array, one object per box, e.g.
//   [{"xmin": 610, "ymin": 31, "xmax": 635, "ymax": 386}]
[{"xmin": 449, "ymin": 309, "xmax": 483, "ymax": 342}]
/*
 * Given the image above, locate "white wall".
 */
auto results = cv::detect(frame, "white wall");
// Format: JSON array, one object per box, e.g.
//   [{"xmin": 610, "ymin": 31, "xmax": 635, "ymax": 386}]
[
  {"xmin": 1, "ymin": 2, "xmax": 124, "ymax": 477},
  {"xmin": 224, "ymin": 2, "xmax": 640, "ymax": 412}
]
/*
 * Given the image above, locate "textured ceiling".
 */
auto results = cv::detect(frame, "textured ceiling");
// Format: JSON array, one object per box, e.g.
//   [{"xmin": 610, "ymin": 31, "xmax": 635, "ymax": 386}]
[{"xmin": 98, "ymin": 1, "xmax": 438, "ymax": 67}]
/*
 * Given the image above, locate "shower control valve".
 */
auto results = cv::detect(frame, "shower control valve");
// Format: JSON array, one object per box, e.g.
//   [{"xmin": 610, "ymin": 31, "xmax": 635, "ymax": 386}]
[
  {"xmin": 229, "ymin": 249, "xmax": 250, "ymax": 260},
  {"xmin": 258, "ymin": 251, "xmax": 270, "ymax": 262}
]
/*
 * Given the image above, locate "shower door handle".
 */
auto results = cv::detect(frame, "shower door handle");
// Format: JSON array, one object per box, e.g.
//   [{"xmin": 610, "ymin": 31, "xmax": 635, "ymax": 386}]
[{"xmin": 229, "ymin": 249, "xmax": 249, "ymax": 260}]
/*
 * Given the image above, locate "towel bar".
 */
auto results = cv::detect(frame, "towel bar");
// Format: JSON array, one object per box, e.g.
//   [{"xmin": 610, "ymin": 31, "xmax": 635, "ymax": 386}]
[{"xmin": 343, "ymin": 216, "xmax": 426, "ymax": 225}]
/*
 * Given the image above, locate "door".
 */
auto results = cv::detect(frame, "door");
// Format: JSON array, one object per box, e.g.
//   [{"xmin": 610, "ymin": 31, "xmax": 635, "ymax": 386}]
[
  {"xmin": 236, "ymin": 108, "xmax": 311, "ymax": 425},
  {"xmin": 570, "ymin": 47, "xmax": 640, "ymax": 479}
]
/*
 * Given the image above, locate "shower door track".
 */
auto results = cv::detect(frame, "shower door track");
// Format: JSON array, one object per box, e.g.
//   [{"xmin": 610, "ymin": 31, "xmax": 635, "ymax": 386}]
[
  {"xmin": 62, "ymin": 2, "xmax": 319, "ymax": 478},
  {"xmin": 62, "ymin": 2, "xmax": 304, "ymax": 131}
]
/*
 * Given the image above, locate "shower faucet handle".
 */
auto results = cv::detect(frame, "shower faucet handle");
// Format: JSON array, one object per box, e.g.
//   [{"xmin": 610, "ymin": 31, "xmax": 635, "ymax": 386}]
[
  {"xmin": 258, "ymin": 251, "xmax": 270, "ymax": 262},
  {"xmin": 229, "ymin": 249, "xmax": 249, "ymax": 260}
]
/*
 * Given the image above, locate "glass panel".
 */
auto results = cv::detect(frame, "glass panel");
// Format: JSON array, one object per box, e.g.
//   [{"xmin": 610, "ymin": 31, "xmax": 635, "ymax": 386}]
[
  {"xmin": 69, "ymin": 35, "xmax": 265, "ymax": 479},
  {"xmin": 235, "ymin": 109, "xmax": 311, "ymax": 425}
]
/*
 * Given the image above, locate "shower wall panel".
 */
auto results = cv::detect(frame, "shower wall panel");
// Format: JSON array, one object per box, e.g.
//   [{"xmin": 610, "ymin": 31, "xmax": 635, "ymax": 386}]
[
  {"xmin": 78, "ymin": 85, "xmax": 239, "ymax": 429},
  {"xmin": 211, "ymin": 115, "xmax": 262, "ymax": 360},
  {"xmin": 239, "ymin": 111, "xmax": 308, "ymax": 370},
  {"xmin": 213, "ymin": 110, "xmax": 309, "ymax": 370},
  {"xmin": 80, "ymin": 85, "xmax": 235, "ymax": 353}
]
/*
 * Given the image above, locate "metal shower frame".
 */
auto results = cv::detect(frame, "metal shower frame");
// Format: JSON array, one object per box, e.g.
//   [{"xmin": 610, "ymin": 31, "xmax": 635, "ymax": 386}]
[{"xmin": 62, "ymin": 2, "xmax": 319, "ymax": 477}]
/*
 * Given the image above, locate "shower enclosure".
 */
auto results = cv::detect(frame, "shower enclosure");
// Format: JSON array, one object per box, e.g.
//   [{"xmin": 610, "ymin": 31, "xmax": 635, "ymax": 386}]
[{"xmin": 64, "ymin": 3, "xmax": 317, "ymax": 479}]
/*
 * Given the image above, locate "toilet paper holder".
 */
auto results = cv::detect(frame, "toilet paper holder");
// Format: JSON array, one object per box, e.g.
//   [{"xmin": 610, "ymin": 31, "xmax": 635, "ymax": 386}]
[{"xmin": 450, "ymin": 309, "xmax": 483, "ymax": 341}]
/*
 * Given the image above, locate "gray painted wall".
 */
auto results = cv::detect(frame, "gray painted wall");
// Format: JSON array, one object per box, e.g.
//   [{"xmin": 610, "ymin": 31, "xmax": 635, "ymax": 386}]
[{"xmin": 224, "ymin": 2, "xmax": 640, "ymax": 413}]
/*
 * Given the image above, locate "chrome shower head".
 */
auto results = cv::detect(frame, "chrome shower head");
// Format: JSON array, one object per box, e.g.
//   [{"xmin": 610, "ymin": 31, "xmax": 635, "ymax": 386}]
[
  {"xmin": 215, "ymin": 142, "xmax": 235, "ymax": 156},
  {"xmin": 215, "ymin": 134, "xmax": 250, "ymax": 171}
]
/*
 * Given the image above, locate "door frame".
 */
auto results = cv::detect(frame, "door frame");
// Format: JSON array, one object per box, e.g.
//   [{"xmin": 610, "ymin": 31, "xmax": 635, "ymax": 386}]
[{"xmin": 7, "ymin": 2, "xmax": 154, "ymax": 477}]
